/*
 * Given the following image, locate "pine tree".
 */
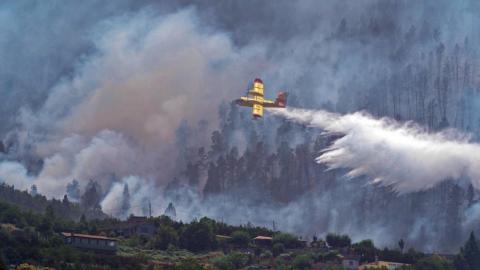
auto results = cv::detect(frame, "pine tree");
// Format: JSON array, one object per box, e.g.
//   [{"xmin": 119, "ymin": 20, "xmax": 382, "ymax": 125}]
[
  {"xmin": 467, "ymin": 184, "xmax": 475, "ymax": 206},
  {"xmin": 81, "ymin": 180, "xmax": 102, "ymax": 212},
  {"xmin": 398, "ymin": 239, "xmax": 405, "ymax": 253},
  {"xmin": 454, "ymin": 252, "xmax": 470, "ymax": 270},
  {"xmin": 210, "ymin": 131, "xmax": 224, "ymax": 157},
  {"xmin": 66, "ymin": 179, "xmax": 80, "ymax": 201},
  {"xmin": 62, "ymin": 194, "xmax": 69, "ymax": 205},
  {"xmin": 463, "ymin": 231, "xmax": 480, "ymax": 270},
  {"xmin": 0, "ymin": 140, "xmax": 5, "ymax": 154},
  {"xmin": 121, "ymin": 183, "xmax": 131, "ymax": 216},
  {"xmin": 30, "ymin": 184, "xmax": 38, "ymax": 196},
  {"xmin": 164, "ymin": 202, "xmax": 177, "ymax": 218},
  {"xmin": 186, "ymin": 162, "xmax": 200, "ymax": 187},
  {"xmin": 204, "ymin": 162, "xmax": 220, "ymax": 195},
  {"xmin": 0, "ymin": 253, "xmax": 6, "ymax": 270},
  {"xmin": 45, "ymin": 204, "xmax": 55, "ymax": 221}
]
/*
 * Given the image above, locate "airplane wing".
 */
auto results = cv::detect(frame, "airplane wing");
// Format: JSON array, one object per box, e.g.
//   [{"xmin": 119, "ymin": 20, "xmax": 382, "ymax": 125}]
[
  {"xmin": 262, "ymin": 99, "xmax": 277, "ymax": 107},
  {"xmin": 235, "ymin": 96, "xmax": 254, "ymax": 107}
]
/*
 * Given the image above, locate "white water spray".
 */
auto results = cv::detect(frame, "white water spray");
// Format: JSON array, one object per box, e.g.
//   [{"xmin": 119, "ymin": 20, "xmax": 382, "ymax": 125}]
[{"xmin": 270, "ymin": 108, "xmax": 480, "ymax": 193}]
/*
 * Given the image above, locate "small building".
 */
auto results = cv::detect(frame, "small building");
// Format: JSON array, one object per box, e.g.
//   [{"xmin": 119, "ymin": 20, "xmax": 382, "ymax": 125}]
[
  {"xmin": 341, "ymin": 254, "xmax": 360, "ymax": 270},
  {"xmin": 253, "ymin": 236, "xmax": 273, "ymax": 247},
  {"xmin": 310, "ymin": 239, "xmax": 328, "ymax": 250},
  {"xmin": 61, "ymin": 232, "xmax": 117, "ymax": 252},
  {"xmin": 124, "ymin": 216, "xmax": 155, "ymax": 236},
  {"xmin": 216, "ymin": 235, "xmax": 232, "ymax": 242},
  {"xmin": 298, "ymin": 239, "xmax": 308, "ymax": 248},
  {"xmin": 103, "ymin": 216, "xmax": 155, "ymax": 237}
]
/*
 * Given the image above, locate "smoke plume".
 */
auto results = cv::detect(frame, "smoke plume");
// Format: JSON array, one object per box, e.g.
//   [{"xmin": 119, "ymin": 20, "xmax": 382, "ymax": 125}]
[{"xmin": 0, "ymin": 8, "xmax": 265, "ymax": 202}]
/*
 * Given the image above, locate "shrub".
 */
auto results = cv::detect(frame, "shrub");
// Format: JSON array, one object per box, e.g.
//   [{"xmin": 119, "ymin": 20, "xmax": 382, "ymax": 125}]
[
  {"xmin": 352, "ymin": 239, "xmax": 376, "ymax": 263},
  {"xmin": 0, "ymin": 254, "xmax": 6, "ymax": 270},
  {"xmin": 414, "ymin": 255, "xmax": 453, "ymax": 270},
  {"xmin": 326, "ymin": 233, "xmax": 351, "ymax": 248},
  {"xmin": 213, "ymin": 256, "xmax": 234, "ymax": 270},
  {"xmin": 230, "ymin": 231, "xmax": 251, "ymax": 248},
  {"xmin": 213, "ymin": 252, "xmax": 251, "ymax": 270},
  {"xmin": 260, "ymin": 251, "xmax": 273, "ymax": 261},
  {"xmin": 125, "ymin": 236, "xmax": 141, "ymax": 247},
  {"xmin": 149, "ymin": 225, "xmax": 179, "ymax": 250},
  {"xmin": 180, "ymin": 220, "xmax": 217, "ymax": 252},
  {"xmin": 292, "ymin": 254, "xmax": 313, "ymax": 270},
  {"xmin": 273, "ymin": 243, "xmax": 285, "ymax": 257},
  {"xmin": 254, "ymin": 246, "xmax": 263, "ymax": 257},
  {"xmin": 318, "ymin": 251, "xmax": 340, "ymax": 262},
  {"xmin": 228, "ymin": 252, "xmax": 251, "ymax": 268},
  {"xmin": 274, "ymin": 257, "xmax": 286, "ymax": 270},
  {"xmin": 175, "ymin": 258, "xmax": 203, "ymax": 270},
  {"xmin": 273, "ymin": 233, "xmax": 300, "ymax": 249}
]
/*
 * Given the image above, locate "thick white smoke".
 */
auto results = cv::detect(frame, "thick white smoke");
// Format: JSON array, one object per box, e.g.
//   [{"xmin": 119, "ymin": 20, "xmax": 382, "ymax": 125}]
[
  {"xmin": 0, "ymin": 161, "xmax": 34, "ymax": 191},
  {"xmin": 270, "ymin": 107, "xmax": 480, "ymax": 193},
  {"xmin": 0, "ymin": 8, "xmax": 266, "ymax": 216}
]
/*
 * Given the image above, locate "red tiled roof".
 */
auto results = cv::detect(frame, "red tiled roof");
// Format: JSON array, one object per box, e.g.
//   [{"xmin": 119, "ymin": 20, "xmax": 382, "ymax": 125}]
[
  {"xmin": 61, "ymin": 232, "xmax": 117, "ymax": 241},
  {"xmin": 254, "ymin": 236, "xmax": 273, "ymax": 240}
]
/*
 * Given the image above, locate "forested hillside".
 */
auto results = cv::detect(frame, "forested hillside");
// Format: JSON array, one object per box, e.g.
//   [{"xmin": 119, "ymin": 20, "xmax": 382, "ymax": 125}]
[
  {"xmin": 2, "ymin": 191, "xmax": 480, "ymax": 270},
  {"xmin": 0, "ymin": 183, "xmax": 105, "ymax": 221},
  {"xmin": 168, "ymin": 15, "xmax": 480, "ymax": 253}
]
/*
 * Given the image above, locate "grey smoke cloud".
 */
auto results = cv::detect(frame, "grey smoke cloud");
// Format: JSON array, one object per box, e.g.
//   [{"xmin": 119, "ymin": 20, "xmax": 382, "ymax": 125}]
[
  {"xmin": 0, "ymin": 0, "xmax": 137, "ymax": 134},
  {"xmin": 1, "ymin": 8, "xmax": 266, "ymax": 201},
  {"xmin": 2, "ymin": 0, "xmax": 480, "ymax": 134},
  {"xmin": 270, "ymin": 107, "xmax": 480, "ymax": 193},
  {"xmin": 1, "ymin": 0, "xmax": 480, "ymax": 252}
]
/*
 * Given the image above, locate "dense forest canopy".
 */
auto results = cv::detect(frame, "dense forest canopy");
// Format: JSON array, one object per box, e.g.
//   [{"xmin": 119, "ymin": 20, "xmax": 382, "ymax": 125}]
[{"xmin": 1, "ymin": 0, "xmax": 480, "ymax": 252}]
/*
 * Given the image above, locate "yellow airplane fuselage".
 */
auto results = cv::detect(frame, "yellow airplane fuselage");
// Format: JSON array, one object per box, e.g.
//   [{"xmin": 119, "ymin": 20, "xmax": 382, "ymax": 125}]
[{"xmin": 236, "ymin": 78, "xmax": 284, "ymax": 119}]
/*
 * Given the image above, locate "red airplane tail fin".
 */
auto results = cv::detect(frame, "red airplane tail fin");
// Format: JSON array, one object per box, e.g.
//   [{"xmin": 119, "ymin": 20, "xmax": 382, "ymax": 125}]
[{"xmin": 275, "ymin": 92, "xmax": 287, "ymax": 107}]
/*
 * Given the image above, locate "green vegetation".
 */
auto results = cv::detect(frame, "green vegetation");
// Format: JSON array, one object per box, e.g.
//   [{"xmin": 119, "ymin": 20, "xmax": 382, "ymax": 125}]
[
  {"xmin": 230, "ymin": 230, "xmax": 250, "ymax": 248},
  {"xmin": 273, "ymin": 243, "xmax": 285, "ymax": 256},
  {"xmin": 2, "ymin": 185, "xmax": 480, "ymax": 270},
  {"xmin": 273, "ymin": 233, "xmax": 302, "ymax": 249},
  {"xmin": 352, "ymin": 239, "xmax": 376, "ymax": 263},
  {"xmin": 326, "ymin": 233, "xmax": 351, "ymax": 248},
  {"xmin": 292, "ymin": 254, "xmax": 313, "ymax": 270},
  {"xmin": 213, "ymin": 252, "xmax": 251, "ymax": 270},
  {"xmin": 414, "ymin": 255, "xmax": 452, "ymax": 270},
  {"xmin": 462, "ymin": 231, "xmax": 480, "ymax": 270},
  {"xmin": 176, "ymin": 258, "xmax": 204, "ymax": 270},
  {"xmin": 180, "ymin": 218, "xmax": 218, "ymax": 252},
  {"xmin": 0, "ymin": 182, "xmax": 104, "ymax": 222},
  {"xmin": 149, "ymin": 224, "xmax": 179, "ymax": 250}
]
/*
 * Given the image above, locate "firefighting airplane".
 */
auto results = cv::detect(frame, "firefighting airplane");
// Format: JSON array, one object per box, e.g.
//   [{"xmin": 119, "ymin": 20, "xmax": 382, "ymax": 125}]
[{"xmin": 235, "ymin": 78, "xmax": 287, "ymax": 119}]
